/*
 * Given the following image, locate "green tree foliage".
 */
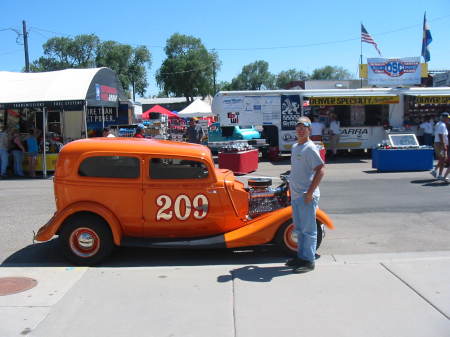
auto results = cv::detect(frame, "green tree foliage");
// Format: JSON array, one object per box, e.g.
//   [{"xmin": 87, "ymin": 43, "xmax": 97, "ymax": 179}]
[
  {"xmin": 156, "ymin": 33, "xmax": 218, "ymax": 101},
  {"xmin": 230, "ymin": 60, "xmax": 274, "ymax": 90},
  {"xmin": 31, "ymin": 34, "xmax": 100, "ymax": 70},
  {"xmin": 30, "ymin": 34, "xmax": 151, "ymax": 99},
  {"xmin": 275, "ymin": 69, "xmax": 309, "ymax": 89},
  {"xmin": 96, "ymin": 42, "xmax": 151, "ymax": 99},
  {"xmin": 310, "ymin": 65, "xmax": 352, "ymax": 80}
]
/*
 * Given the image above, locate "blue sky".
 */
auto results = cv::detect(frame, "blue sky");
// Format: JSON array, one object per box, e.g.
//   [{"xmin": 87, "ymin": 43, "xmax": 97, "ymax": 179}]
[{"xmin": 1, "ymin": 0, "xmax": 449, "ymax": 97}]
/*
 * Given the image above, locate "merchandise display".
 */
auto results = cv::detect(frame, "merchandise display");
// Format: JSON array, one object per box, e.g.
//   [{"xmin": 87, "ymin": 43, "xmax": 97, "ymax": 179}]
[{"xmin": 372, "ymin": 131, "xmax": 434, "ymax": 171}]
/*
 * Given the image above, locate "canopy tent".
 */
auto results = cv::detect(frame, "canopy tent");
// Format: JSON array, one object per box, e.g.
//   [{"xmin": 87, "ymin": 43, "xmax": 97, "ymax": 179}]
[
  {"xmin": 177, "ymin": 98, "xmax": 213, "ymax": 118},
  {"xmin": 142, "ymin": 104, "xmax": 179, "ymax": 119},
  {"xmin": 0, "ymin": 67, "xmax": 127, "ymax": 107},
  {"xmin": 0, "ymin": 67, "xmax": 128, "ymax": 178}
]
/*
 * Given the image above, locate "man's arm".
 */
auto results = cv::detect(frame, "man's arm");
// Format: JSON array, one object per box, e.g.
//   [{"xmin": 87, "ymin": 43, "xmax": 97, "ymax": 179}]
[{"xmin": 304, "ymin": 164, "xmax": 325, "ymax": 203}]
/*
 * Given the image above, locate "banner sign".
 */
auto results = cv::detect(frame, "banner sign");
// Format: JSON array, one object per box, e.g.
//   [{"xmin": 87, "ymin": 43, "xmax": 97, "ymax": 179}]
[
  {"xmin": 280, "ymin": 95, "xmax": 301, "ymax": 130},
  {"xmin": 308, "ymin": 96, "xmax": 399, "ymax": 106},
  {"xmin": 412, "ymin": 96, "xmax": 450, "ymax": 104},
  {"xmin": 367, "ymin": 57, "xmax": 421, "ymax": 86},
  {"xmin": 220, "ymin": 96, "xmax": 264, "ymax": 126},
  {"xmin": 95, "ymin": 84, "xmax": 118, "ymax": 102}
]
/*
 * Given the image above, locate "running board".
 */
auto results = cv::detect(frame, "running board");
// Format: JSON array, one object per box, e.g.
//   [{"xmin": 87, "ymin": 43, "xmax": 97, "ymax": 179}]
[{"xmin": 121, "ymin": 234, "xmax": 226, "ymax": 249}]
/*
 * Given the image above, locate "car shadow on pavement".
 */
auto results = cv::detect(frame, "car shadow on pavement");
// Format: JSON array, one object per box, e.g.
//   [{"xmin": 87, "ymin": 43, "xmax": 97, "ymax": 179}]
[
  {"xmin": 217, "ymin": 265, "xmax": 293, "ymax": 283},
  {"xmin": 1, "ymin": 239, "xmax": 288, "ymax": 268}
]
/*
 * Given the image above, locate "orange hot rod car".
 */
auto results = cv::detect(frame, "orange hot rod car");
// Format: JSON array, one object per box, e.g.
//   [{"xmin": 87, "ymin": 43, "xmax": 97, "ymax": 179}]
[{"xmin": 35, "ymin": 138, "xmax": 334, "ymax": 265}]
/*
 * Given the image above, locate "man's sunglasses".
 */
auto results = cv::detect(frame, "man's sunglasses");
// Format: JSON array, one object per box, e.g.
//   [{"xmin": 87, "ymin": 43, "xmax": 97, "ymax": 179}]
[{"xmin": 296, "ymin": 121, "xmax": 311, "ymax": 127}]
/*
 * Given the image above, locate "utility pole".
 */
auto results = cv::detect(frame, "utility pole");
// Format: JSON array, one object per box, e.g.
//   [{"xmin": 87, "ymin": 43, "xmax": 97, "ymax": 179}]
[
  {"xmin": 22, "ymin": 20, "xmax": 30, "ymax": 72},
  {"xmin": 212, "ymin": 59, "xmax": 216, "ymax": 94}
]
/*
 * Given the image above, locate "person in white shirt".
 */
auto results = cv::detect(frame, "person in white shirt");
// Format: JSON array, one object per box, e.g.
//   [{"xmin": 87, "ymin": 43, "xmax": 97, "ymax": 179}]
[
  {"xmin": 310, "ymin": 116, "xmax": 325, "ymax": 141},
  {"xmin": 328, "ymin": 114, "xmax": 340, "ymax": 157},
  {"xmin": 102, "ymin": 127, "xmax": 116, "ymax": 138},
  {"xmin": 419, "ymin": 117, "xmax": 434, "ymax": 146},
  {"xmin": 430, "ymin": 112, "xmax": 449, "ymax": 181}
]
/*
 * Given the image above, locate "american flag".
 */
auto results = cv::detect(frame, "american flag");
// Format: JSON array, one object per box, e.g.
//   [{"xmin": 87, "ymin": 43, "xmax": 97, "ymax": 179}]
[{"xmin": 361, "ymin": 24, "xmax": 381, "ymax": 56}]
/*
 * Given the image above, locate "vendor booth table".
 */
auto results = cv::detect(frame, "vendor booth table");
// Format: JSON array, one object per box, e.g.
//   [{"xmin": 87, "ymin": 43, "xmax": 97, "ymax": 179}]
[
  {"xmin": 218, "ymin": 149, "xmax": 258, "ymax": 175},
  {"xmin": 372, "ymin": 148, "xmax": 434, "ymax": 172}
]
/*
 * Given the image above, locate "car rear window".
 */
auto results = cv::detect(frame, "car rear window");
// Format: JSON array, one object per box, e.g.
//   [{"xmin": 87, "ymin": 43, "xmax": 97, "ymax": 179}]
[
  {"xmin": 150, "ymin": 158, "xmax": 208, "ymax": 179},
  {"xmin": 79, "ymin": 156, "xmax": 140, "ymax": 178}
]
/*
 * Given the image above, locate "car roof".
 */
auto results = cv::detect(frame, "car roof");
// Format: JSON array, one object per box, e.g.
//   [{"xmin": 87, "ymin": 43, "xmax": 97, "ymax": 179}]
[{"xmin": 60, "ymin": 138, "xmax": 212, "ymax": 159}]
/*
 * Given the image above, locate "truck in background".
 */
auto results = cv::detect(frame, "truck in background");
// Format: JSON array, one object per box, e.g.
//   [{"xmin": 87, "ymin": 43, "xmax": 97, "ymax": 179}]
[{"xmin": 207, "ymin": 122, "xmax": 268, "ymax": 154}]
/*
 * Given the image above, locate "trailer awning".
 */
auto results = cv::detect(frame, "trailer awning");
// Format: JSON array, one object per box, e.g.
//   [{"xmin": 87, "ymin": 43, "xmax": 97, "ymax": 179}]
[
  {"xmin": 403, "ymin": 94, "xmax": 450, "ymax": 104},
  {"xmin": 0, "ymin": 68, "xmax": 127, "ymax": 109},
  {"xmin": 304, "ymin": 94, "xmax": 400, "ymax": 105}
]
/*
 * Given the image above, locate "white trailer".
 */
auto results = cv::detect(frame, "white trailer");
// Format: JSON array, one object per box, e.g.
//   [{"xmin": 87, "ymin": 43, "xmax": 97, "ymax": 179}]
[{"xmin": 212, "ymin": 87, "xmax": 450, "ymax": 154}]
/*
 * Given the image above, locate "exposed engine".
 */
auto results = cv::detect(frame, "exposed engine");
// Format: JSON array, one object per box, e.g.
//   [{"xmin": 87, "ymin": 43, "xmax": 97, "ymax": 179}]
[{"xmin": 248, "ymin": 176, "xmax": 290, "ymax": 219}]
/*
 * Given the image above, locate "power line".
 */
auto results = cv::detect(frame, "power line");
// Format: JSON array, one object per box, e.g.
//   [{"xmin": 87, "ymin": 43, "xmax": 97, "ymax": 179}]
[
  {"xmin": 25, "ymin": 14, "xmax": 450, "ymax": 53},
  {"xmin": 158, "ymin": 63, "xmax": 213, "ymax": 75}
]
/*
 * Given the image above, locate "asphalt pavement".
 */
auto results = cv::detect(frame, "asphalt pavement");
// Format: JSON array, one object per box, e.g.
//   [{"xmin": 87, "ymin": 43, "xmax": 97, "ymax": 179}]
[{"xmin": 0, "ymin": 156, "xmax": 449, "ymax": 336}]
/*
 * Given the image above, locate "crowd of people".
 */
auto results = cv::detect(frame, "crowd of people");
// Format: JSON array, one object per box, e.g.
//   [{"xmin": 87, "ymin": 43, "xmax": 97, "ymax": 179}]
[
  {"xmin": 0, "ymin": 127, "xmax": 41, "ymax": 179},
  {"xmin": 309, "ymin": 114, "xmax": 340, "ymax": 159}
]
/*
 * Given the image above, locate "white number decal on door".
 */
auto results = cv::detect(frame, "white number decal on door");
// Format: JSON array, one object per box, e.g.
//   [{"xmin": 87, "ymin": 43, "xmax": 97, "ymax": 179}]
[
  {"xmin": 156, "ymin": 194, "xmax": 209, "ymax": 221},
  {"xmin": 156, "ymin": 195, "xmax": 172, "ymax": 220},
  {"xmin": 174, "ymin": 195, "xmax": 191, "ymax": 220},
  {"xmin": 193, "ymin": 194, "xmax": 208, "ymax": 219}
]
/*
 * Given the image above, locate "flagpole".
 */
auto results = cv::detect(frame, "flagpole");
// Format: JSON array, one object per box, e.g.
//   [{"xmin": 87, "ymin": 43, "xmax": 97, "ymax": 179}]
[{"xmin": 360, "ymin": 22, "xmax": 363, "ymax": 88}]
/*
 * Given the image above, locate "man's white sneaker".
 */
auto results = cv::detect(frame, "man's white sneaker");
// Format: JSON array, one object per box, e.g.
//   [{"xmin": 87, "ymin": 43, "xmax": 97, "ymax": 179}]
[{"xmin": 430, "ymin": 170, "xmax": 437, "ymax": 178}]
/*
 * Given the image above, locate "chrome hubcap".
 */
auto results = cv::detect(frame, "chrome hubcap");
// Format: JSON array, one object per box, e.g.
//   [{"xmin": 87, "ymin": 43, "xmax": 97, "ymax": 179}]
[
  {"xmin": 69, "ymin": 227, "xmax": 100, "ymax": 258},
  {"xmin": 78, "ymin": 232, "xmax": 95, "ymax": 249}
]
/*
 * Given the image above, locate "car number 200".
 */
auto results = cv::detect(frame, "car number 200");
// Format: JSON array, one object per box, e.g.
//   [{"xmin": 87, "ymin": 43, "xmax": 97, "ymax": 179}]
[{"xmin": 156, "ymin": 194, "xmax": 209, "ymax": 221}]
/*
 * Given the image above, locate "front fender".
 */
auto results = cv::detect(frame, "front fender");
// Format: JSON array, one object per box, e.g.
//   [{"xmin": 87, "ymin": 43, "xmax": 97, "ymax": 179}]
[
  {"xmin": 34, "ymin": 201, "xmax": 123, "ymax": 246},
  {"xmin": 224, "ymin": 206, "xmax": 334, "ymax": 248}
]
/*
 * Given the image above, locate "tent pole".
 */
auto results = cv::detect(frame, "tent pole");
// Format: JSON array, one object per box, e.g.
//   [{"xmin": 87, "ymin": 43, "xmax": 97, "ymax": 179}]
[
  {"xmin": 83, "ymin": 102, "xmax": 88, "ymax": 138},
  {"xmin": 42, "ymin": 107, "xmax": 47, "ymax": 179},
  {"xmin": 102, "ymin": 105, "xmax": 105, "ymax": 129}
]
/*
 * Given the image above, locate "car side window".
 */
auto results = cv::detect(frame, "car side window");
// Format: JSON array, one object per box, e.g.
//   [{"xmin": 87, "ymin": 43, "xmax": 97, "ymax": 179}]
[
  {"xmin": 150, "ymin": 158, "xmax": 209, "ymax": 179},
  {"xmin": 79, "ymin": 156, "xmax": 140, "ymax": 178}
]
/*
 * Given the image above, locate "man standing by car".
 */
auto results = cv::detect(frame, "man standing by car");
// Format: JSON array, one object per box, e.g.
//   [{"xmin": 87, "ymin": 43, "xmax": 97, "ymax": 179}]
[
  {"xmin": 430, "ymin": 112, "xmax": 449, "ymax": 181},
  {"xmin": 287, "ymin": 116, "xmax": 325, "ymax": 273}
]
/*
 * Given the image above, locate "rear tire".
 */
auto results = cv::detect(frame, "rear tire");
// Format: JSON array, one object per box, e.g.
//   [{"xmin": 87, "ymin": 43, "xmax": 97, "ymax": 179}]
[
  {"xmin": 59, "ymin": 214, "xmax": 114, "ymax": 266},
  {"xmin": 276, "ymin": 219, "xmax": 324, "ymax": 256}
]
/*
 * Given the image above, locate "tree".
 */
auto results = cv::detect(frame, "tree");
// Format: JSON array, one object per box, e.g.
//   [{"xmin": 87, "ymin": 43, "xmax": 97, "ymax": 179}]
[
  {"xmin": 275, "ymin": 69, "xmax": 309, "ymax": 89},
  {"xmin": 310, "ymin": 66, "xmax": 352, "ymax": 80},
  {"xmin": 96, "ymin": 42, "xmax": 151, "ymax": 100},
  {"xmin": 217, "ymin": 81, "xmax": 232, "ymax": 91},
  {"xmin": 229, "ymin": 60, "xmax": 274, "ymax": 90},
  {"xmin": 30, "ymin": 34, "xmax": 152, "ymax": 99},
  {"xmin": 31, "ymin": 34, "xmax": 99, "ymax": 71},
  {"xmin": 156, "ymin": 33, "xmax": 219, "ymax": 101}
]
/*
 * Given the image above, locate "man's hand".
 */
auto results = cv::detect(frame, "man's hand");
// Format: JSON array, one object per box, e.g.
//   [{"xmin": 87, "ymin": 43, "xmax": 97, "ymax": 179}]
[{"xmin": 304, "ymin": 191, "xmax": 313, "ymax": 204}]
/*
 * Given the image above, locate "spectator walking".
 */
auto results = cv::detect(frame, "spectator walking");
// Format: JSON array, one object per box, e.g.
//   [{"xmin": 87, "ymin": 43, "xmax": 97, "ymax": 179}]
[
  {"xmin": 420, "ymin": 117, "xmax": 434, "ymax": 146},
  {"xmin": 328, "ymin": 114, "xmax": 341, "ymax": 158},
  {"xmin": 430, "ymin": 112, "xmax": 449, "ymax": 181},
  {"xmin": 310, "ymin": 116, "xmax": 325, "ymax": 141},
  {"xmin": 102, "ymin": 127, "xmax": 115, "ymax": 137},
  {"xmin": 286, "ymin": 116, "xmax": 325, "ymax": 273},
  {"xmin": 134, "ymin": 126, "xmax": 145, "ymax": 138},
  {"xmin": 10, "ymin": 130, "xmax": 26, "ymax": 177},
  {"xmin": 0, "ymin": 128, "xmax": 9, "ymax": 178},
  {"xmin": 186, "ymin": 119, "xmax": 201, "ymax": 143},
  {"xmin": 25, "ymin": 128, "xmax": 40, "ymax": 178}
]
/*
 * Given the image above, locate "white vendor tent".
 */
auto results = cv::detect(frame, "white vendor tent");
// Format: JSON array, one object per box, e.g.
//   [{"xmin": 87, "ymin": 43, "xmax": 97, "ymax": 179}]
[{"xmin": 177, "ymin": 98, "xmax": 214, "ymax": 118}]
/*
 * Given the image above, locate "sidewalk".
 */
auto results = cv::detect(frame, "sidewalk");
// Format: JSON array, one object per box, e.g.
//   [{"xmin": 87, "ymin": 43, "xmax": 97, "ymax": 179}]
[{"xmin": 1, "ymin": 251, "xmax": 449, "ymax": 337}]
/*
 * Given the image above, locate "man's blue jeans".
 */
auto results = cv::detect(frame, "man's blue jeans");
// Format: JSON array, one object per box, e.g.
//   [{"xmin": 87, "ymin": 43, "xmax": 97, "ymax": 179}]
[
  {"xmin": 11, "ymin": 150, "xmax": 24, "ymax": 176},
  {"xmin": 291, "ymin": 194, "xmax": 319, "ymax": 262},
  {"xmin": 0, "ymin": 149, "xmax": 8, "ymax": 176}
]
